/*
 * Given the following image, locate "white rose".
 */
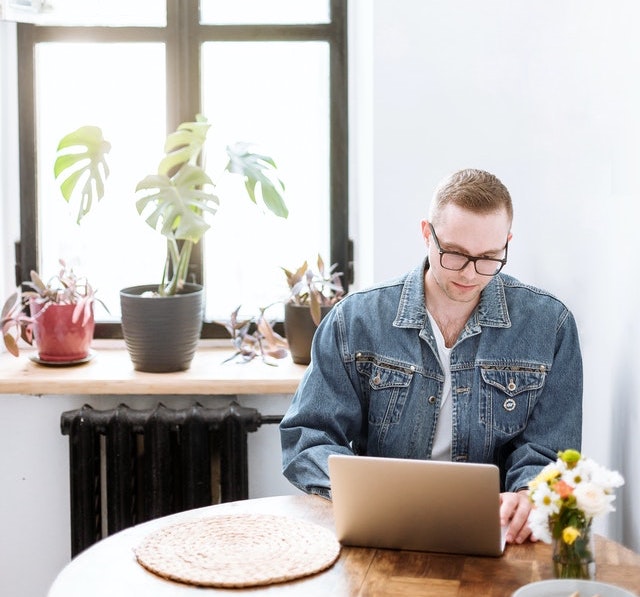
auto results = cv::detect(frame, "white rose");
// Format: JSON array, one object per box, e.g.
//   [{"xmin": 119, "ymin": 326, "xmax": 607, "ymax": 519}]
[{"xmin": 573, "ymin": 482, "xmax": 615, "ymax": 517}]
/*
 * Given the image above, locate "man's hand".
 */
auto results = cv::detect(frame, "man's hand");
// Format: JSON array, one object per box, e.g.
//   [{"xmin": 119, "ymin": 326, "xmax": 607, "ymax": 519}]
[{"xmin": 499, "ymin": 490, "xmax": 536, "ymax": 544}]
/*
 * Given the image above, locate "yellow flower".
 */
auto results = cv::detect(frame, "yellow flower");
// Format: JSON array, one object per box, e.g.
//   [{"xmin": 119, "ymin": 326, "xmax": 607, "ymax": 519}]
[
  {"xmin": 562, "ymin": 526, "xmax": 581, "ymax": 545},
  {"xmin": 530, "ymin": 466, "xmax": 561, "ymax": 492}
]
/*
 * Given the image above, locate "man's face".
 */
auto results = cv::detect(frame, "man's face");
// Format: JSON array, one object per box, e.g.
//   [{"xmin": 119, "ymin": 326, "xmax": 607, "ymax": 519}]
[{"xmin": 421, "ymin": 204, "xmax": 512, "ymax": 306}]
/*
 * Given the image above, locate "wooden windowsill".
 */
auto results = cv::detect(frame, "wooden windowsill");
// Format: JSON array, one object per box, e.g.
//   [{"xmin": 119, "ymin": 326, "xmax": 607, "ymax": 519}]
[{"xmin": 0, "ymin": 340, "xmax": 307, "ymax": 396}]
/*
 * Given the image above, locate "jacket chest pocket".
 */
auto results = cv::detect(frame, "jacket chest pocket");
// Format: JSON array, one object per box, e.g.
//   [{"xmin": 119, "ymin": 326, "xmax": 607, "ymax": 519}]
[
  {"xmin": 356, "ymin": 358, "xmax": 413, "ymax": 425},
  {"xmin": 480, "ymin": 367, "xmax": 546, "ymax": 434}
]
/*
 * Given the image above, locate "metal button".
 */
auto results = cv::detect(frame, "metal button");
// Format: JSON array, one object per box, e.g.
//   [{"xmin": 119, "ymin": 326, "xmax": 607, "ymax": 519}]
[
  {"xmin": 503, "ymin": 398, "xmax": 516, "ymax": 412},
  {"xmin": 373, "ymin": 374, "xmax": 381, "ymax": 385},
  {"xmin": 428, "ymin": 395, "xmax": 436, "ymax": 404},
  {"xmin": 507, "ymin": 380, "xmax": 516, "ymax": 392}
]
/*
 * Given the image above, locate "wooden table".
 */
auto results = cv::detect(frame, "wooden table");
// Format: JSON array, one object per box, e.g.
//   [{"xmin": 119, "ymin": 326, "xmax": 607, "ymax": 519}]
[{"xmin": 47, "ymin": 494, "xmax": 640, "ymax": 597}]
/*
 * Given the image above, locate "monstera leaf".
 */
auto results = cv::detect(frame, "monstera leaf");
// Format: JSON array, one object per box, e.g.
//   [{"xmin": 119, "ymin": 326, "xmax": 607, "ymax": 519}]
[
  {"xmin": 135, "ymin": 164, "xmax": 219, "ymax": 244},
  {"xmin": 158, "ymin": 116, "xmax": 211, "ymax": 177},
  {"xmin": 225, "ymin": 141, "xmax": 288, "ymax": 218},
  {"xmin": 54, "ymin": 126, "xmax": 111, "ymax": 224}
]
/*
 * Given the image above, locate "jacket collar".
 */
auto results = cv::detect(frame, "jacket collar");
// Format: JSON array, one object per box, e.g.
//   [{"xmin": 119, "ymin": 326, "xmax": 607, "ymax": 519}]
[{"xmin": 394, "ymin": 258, "xmax": 511, "ymax": 330}]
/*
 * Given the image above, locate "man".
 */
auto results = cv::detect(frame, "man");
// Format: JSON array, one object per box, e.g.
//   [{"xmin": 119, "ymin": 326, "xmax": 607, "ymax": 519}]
[{"xmin": 280, "ymin": 169, "xmax": 583, "ymax": 545}]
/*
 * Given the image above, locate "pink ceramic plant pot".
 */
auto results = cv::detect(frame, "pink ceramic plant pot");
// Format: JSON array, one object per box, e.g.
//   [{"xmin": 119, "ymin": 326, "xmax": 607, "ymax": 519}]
[{"xmin": 30, "ymin": 301, "xmax": 95, "ymax": 362}]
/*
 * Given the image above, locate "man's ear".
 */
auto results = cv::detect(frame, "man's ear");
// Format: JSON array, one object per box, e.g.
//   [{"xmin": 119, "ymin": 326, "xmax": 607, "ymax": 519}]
[{"xmin": 420, "ymin": 219, "xmax": 432, "ymax": 245}]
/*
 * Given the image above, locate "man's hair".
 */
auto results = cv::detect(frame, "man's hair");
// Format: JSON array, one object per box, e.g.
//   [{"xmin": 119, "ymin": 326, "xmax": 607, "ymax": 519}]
[{"xmin": 429, "ymin": 169, "xmax": 513, "ymax": 225}]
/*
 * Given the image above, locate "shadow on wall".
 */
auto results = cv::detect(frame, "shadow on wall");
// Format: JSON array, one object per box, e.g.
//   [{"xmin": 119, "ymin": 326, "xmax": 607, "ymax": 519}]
[{"xmin": 610, "ymin": 320, "xmax": 639, "ymax": 552}]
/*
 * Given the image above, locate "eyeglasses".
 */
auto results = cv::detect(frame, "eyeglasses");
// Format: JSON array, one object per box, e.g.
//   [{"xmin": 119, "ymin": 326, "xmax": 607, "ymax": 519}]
[{"xmin": 428, "ymin": 223, "xmax": 508, "ymax": 276}]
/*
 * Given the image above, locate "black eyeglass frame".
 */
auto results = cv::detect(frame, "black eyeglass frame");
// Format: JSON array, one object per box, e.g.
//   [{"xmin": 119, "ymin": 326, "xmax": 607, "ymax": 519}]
[{"xmin": 428, "ymin": 223, "xmax": 509, "ymax": 276}]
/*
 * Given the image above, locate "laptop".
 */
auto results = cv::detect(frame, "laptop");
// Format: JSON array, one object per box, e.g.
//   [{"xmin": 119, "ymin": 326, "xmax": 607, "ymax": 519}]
[{"xmin": 328, "ymin": 454, "xmax": 507, "ymax": 557}]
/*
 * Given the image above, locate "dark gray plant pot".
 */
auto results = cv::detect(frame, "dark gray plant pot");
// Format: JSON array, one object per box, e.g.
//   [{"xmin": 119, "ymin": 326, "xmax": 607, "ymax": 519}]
[
  {"xmin": 120, "ymin": 283, "xmax": 204, "ymax": 373},
  {"xmin": 284, "ymin": 303, "xmax": 332, "ymax": 365}
]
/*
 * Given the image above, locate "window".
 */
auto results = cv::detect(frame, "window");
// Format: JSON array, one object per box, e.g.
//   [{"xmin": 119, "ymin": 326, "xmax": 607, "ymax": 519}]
[{"xmin": 15, "ymin": 0, "xmax": 349, "ymax": 338}]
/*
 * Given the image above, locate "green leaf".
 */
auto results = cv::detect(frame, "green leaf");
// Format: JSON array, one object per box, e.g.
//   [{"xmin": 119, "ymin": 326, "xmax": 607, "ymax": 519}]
[
  {"xmin": 158, "ymin": 115, "xmax": 211, "ymax": 176},
  {"xmin": 135, "ymin": 165, "xmax": 219, "ymax": 244},
  {"xmin": 59, "ymin": 169, "xmax": 85, "ymax": 202},
  {"xmin": 53, "ymin": 125, "xmax": 111, "ymax": 224},
  {"xmin": 261, "ymin": 183, "xmax": 288, "ymax": 218},
  {"xmin": 225, "ymin": 142, "xmax": 288, "ymax": 219}
]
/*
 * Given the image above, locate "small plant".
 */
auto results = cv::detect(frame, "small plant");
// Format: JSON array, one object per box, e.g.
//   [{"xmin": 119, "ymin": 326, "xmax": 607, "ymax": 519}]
[
  {"xmin": 1, "ymin": 259, "xmax": 107, "ymax": 357},
  {"xmin": 217, "ymin": 305, "xmax": 288, "ymax": 365},
  {"xmin": 282, "ymin": 254, "xmax": 345, "ymax": 325}
]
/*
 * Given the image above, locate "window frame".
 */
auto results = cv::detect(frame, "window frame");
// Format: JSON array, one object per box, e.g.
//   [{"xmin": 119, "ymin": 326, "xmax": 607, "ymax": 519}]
[{"xmin": 15, "ymin": 0, "xmax": 349, "ymax": 339}]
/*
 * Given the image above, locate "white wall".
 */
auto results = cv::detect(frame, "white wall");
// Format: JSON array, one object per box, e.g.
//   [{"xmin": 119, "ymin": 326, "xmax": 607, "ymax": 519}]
[{"xmin": 359, "ymin": 0, "xmax": 639, "ymax": 548}]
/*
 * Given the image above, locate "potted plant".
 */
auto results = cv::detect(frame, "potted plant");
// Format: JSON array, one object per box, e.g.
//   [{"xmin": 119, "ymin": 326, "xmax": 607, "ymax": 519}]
[
  {"xmin": 120, "ymin": 114, "xmax": 288, "ymax": 372},
  {"xmin": 1, "ymin": 127, "xmax": 110, "ymax": 363},
  {"xmin": 217, "ymin": 304, "xmax": 288, "ymax": 366},
  {"xmin": 281, "ymin": 254, "xmax": 344, "ymax": 365},
  {"xmin": 1, "ymin": 260, "xmax": 106, "ymax": 363}
]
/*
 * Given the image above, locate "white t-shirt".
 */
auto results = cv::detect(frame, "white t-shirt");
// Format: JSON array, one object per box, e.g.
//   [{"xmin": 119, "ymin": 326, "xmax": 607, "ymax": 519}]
[{"xmin": 427, "ymin": 311, "xmax": 452, "ymax": 461}]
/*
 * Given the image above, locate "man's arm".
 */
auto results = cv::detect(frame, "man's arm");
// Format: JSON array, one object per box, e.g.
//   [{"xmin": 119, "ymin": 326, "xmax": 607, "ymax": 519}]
[
  {"xmin": 503, "ymin": 309, "xmax": 583, "ymax": 491},
  {"xmin": 280, "ymin": 306, "xmax": 362, "ymax": 496}
]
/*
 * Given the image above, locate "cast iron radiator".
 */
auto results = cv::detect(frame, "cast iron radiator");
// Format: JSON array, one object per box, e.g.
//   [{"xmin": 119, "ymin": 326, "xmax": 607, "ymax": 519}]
[{"xmin": 60, "ymin": 401, "xmax": 280, "ymax": 556}]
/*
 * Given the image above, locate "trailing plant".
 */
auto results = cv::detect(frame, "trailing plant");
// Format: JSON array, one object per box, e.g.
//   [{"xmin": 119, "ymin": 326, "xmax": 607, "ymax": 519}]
[
  {"xmin": 217, "ymin": 304, "xmax": 288, "ymax": 365},
  {"xmin": 282, "ymin": 254, "xmax": 345, "ymax": 325},
  {"xmin": 1, "ymin": 259, "xmax": 107, "ymax": 357}
]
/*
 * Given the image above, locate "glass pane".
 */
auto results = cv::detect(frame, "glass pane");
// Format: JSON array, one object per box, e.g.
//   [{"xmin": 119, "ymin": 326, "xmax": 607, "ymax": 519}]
[
  {"xmin": 200, "ymin": 0, "xmax": 329, "ymax": 25},
  {"xmin": 36, "ymin": 42, "xmax": 166, "ymax": 321},
  {"xmin": 201, "ymin": 41, "xmax": 330, "ymax": 321},
  {"xmin": 2, "ymin": 0, "xmax": 165, "ymax": 26}
]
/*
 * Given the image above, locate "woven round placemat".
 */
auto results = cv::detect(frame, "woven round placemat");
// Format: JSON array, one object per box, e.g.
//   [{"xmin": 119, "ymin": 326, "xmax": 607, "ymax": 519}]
[{"xmin": 134, "ymin": 513, "xmax": 341, "ymax": 588}]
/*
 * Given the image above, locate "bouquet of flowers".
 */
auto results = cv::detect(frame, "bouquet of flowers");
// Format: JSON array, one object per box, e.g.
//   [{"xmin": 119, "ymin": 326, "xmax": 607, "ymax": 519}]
[{"xmin": 527, "ymin": 449, "xmax": 624, "ymax": 579}]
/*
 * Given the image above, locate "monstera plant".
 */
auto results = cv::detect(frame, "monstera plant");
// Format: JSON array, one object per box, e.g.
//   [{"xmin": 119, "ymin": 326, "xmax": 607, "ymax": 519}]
[
  {"xmin": 120, "ymin": 114, "xmax": 288, "ymax": 372},
  {"xmin": 134, "ymin": 115, "xmax": 287, "ymax": 297},
  {"xmin": 53, "ymin": 116, "xmax": 287, "ymax": 299}
]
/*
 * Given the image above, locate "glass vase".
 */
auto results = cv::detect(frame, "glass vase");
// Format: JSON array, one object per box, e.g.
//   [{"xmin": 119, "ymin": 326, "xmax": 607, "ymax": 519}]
[{"xmin": 552, "ymin": 526, "xmax": 596, "ymax": 580}]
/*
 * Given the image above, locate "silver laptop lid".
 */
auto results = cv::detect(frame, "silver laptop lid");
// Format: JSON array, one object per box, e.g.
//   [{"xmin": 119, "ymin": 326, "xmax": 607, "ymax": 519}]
[{"xmin": 328, "ymin": 454, "xmax": 505, "ymax": 557}]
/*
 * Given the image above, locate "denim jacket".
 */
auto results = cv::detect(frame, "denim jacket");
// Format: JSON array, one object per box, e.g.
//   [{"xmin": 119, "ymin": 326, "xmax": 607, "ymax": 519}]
[{"xmin": 280, "ymin": 259, "xmax": 583, "ymax": 498}]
